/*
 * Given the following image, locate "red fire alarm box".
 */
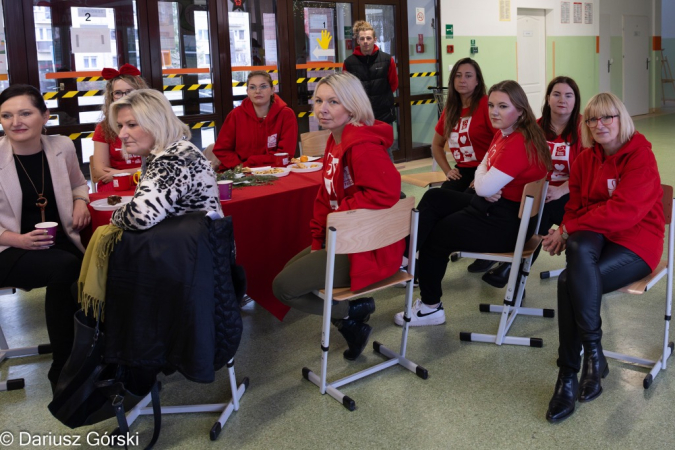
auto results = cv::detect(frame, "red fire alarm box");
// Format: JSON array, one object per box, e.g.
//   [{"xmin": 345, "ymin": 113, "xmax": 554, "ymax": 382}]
[
  {"xmin": 346, "ymin": 40, "xmax": 353, "ymax": 50},
  {"xmin": 416, "ymin": 43, "xmax": 424, "ymax": 53},
  {"xmin": 447, "ymin": 45, "xmax": 454, "ymax": 53}
]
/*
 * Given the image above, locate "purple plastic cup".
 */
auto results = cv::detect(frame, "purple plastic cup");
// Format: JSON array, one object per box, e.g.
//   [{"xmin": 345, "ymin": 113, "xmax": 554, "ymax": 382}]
[
  {"xmin": 35, "ymin": 221, "xmax": 58, "ymax": 240},
  {"xmin": 218, "ymin": 180, "xmax": 233, "ymax": 201}
]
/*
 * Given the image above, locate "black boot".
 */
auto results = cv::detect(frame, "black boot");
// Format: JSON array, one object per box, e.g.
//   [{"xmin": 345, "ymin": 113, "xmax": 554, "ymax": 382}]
[
  {"xmin": 332, "ymin": 318, "xmax": 372, "ymax": 360},
  {"xmin": 467, "ymin": 259, "xmax": 496, "ymax": 273},
  {"xmin": 579, "ymin": 341, "xmax": 609, "ymax": 402},
  {"xmin": 347, "ymin": 297, "xmax": 375, "ymax": 323},
  {"xmin": 482, "ymin": 262, "xmax": 512, "ymax": 288},
  {"xmin": 546, "ymin": 369, "xmax": 579, "ymax": 423}
]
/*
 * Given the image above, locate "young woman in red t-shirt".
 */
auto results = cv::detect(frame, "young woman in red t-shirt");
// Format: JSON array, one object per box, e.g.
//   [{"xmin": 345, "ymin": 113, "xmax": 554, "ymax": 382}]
[
  {"xmin": 432, "ymin": 58, "xmax": 496, "ymax": 193},
  {"xmin": 483, "ymin": 76, "xmax": 584, "ymax": 287},
  {"xmin": 394, "ymin": 80, "xmax": 551, "ymax": 327},
  {"xmin": 432, "ymin": 59, "xmax": 498, "ymax": 273},
  {"xmin": 91, "ymin": 64, "xmax": 148, "ymax": 193}
]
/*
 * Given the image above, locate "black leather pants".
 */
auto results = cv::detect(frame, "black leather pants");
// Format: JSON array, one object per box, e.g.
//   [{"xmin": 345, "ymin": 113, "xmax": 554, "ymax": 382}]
[{"xmin": 556, "ymin": 231, "xmax": 651, "ymax": 372}]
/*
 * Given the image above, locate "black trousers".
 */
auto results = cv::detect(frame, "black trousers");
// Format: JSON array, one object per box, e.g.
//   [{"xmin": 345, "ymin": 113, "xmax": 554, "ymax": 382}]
[
  {"xmin": 556, "ymin": 231, "xmax": 651, "ymax": 372},
  {"xmin": 416, "ymin": 188, "xmax": 535, "ymax": 305},
  {"xmin": 440, "ymin": 166, "xmax": 477, "ymax": 193},
  {"xmin": 0, "ymin": 242, "xmax": 82, "ymax": 383}
]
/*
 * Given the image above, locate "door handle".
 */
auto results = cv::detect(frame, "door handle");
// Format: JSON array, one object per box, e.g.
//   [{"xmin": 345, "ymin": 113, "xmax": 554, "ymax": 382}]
[
  {"xmin": 607, "ymin": 60, "xmax": 611, "ymax": 73},
  {"xmin": 646, "ymin": 58, "xmax": 650, "ymax": 70}
]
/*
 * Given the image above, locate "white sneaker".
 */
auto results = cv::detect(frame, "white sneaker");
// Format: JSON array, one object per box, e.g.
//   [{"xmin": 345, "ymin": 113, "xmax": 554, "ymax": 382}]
[{"xmin": 394, "ymin": 299, "xmax": 446, "ymax": 326}]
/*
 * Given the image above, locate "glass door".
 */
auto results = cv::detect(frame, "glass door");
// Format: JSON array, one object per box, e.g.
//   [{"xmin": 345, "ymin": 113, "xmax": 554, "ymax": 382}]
[
  {"xmin": 363, "ymin": 3, "xmax": 400, "ymax": 158},
  {"xmin": 406, "ymin": 0, "xmax": 439, "ymax": 156},
  {"xmin": 293, "ymin": 1, "xmax": 353, "ymax": 135}
]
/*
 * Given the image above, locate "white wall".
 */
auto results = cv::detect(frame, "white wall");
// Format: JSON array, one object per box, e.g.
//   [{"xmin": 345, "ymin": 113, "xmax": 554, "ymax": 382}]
[
  {"xmin": 600, "ymin": 0, "xmax": 654, "ymax": 36},
  {"xmin": 440, "ymin": 0, "xmax": 599, "ymax": 37}
]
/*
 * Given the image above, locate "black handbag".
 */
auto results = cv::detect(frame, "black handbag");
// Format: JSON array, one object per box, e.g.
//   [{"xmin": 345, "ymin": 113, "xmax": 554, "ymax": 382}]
[{"xmin": 48, "ymin": 308, "xmax": 162, "ymax": 449}]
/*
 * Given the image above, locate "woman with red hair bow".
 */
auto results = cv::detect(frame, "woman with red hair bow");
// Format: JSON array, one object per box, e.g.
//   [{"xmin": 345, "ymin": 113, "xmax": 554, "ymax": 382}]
[{"xmin": 91, "ymin": 64, "xmax": 149, "ymax": 192}]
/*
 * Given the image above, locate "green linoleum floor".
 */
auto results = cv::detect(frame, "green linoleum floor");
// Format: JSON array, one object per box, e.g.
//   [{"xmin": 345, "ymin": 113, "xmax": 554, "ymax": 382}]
[{"xmin": 1, "ymin": 112, "xmax": 674, "ymax": 449}]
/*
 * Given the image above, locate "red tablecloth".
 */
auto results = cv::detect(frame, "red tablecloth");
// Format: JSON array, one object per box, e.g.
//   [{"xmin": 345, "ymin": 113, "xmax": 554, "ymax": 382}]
[{"xmin": 87, "ymin": 171, "xmax": 322, "ymax": 320}]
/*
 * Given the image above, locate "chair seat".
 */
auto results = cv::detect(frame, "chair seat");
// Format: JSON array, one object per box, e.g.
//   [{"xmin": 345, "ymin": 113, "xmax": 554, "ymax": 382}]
[
  {"xmin": 478, "ymin": 235, "xmax": 543, "ymax": 259},
  {"xmin": 619, "ymin": 260, "xmax": 668, "ymax": 294},
  {"xmin": 319, "ymin": 271, "xmax": 413, "ymax": 301},
  {"xmin": 401, "ymin": 172, "xmax": 447, "ymax": 188}
]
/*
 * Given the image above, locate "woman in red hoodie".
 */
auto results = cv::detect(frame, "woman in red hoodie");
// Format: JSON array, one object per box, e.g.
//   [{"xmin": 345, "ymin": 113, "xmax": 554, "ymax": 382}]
[
  {"xmin": 273, "ymin": 72, "xmax": 403, "ymax": 360},
  {"xmin": 542, "ymin": 92, "xmax": 665, "ymax": 424},
  {"xmin": 212, "ymin": 71, "xmax": 298, "ymax": 169}
]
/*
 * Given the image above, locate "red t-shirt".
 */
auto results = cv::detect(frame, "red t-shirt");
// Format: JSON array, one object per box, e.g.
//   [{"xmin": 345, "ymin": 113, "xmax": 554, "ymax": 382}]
[
  {"xmin": 434, "ymin": 96, "xmax": 496, "ymax": 168},
  {"xmin": 485, "ymin": 131, "xmax": 548, "ymax": 202},
  {"xmin": 92, "ymin": 123, "xmax": 143, "ymax": 170},
  {"xmin": 537, "ymin": 117, "xmax": 584, "ymax": 187}
]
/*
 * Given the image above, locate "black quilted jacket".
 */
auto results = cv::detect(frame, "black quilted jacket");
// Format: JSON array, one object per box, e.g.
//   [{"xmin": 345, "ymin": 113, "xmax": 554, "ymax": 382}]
[{"xmin": 103, "ymin": 212, "xmax": 243, "ymax": 383}]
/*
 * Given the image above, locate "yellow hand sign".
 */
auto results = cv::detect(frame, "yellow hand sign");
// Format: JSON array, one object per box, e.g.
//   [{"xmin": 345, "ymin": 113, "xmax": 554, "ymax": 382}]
[{"xmin": 316, "ymin": 30, "xmax": 333, "ymax": 50}]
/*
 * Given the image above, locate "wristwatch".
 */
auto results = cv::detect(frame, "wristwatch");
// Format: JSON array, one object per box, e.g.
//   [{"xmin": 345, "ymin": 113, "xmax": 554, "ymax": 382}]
[
  {"xmin": 74, "ymin": 197, "xmax": 90, "ymax": 205},
  {"xmin": 559, "ymin": 225, "xmax": 569, "ymax": 240}
]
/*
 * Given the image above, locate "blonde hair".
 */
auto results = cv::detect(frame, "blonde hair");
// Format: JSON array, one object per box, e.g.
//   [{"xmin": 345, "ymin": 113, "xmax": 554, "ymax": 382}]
[
  {"xmin": 100, "ymin": 74, "xmax": 149, "ymax": 142},
  {"xmin": 581, "ymin": 92, "xmax": 635, "ymax": 148},
  {"xmin": 352, "ymin": 20, "xmax": 374, "ymax": 39},
  {"xmin": 109, "ymin": 89, "xmax": 190, "ymax": 155},
  {"xmin": 313, "ymin": 72, "xmax": 375, "ymax": 127}
]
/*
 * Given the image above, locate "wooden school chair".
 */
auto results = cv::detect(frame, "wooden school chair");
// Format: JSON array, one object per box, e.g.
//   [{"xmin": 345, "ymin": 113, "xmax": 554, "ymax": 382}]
[
  {"xmin": 0, "ymin": 288, "xmax": 52, "ymax": 391},
  {"xmin": 451, "ymin": 179, "xmax": 555, "ymax": 347},
  {"xmin": 299, "ymin": 129, "xmax": 331, "ymax": 157},
  {"xmin": 302, "ymin": 197, "xmax": 428, "ymax": 410},
  {"xmin": 400, "ymin": 141, "xmax": 450, "ymax": 189},
  {"xmin": 603, "ymin": 184, "xmax": 674, "ymax": 388}
]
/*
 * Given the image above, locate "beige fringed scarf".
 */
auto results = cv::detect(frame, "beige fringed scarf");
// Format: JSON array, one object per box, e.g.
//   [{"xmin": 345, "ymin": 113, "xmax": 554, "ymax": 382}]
[{"xmin": 77, "ymin": 224, "xmax": 123, "ymax": 321}]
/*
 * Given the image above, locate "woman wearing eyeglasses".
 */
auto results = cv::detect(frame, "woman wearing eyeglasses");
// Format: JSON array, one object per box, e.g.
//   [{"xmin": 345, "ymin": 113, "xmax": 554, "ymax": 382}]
[
  {"xmin": 91, "ymin": 64, "xmax": 149, "ymax": 192},
  {"xmin": 542, "ymin": 92, "xmax": 665, "ymax": 423},
  {"xmin": 213, "ymin": 71, "xmax": 298, "ymax": 170}
]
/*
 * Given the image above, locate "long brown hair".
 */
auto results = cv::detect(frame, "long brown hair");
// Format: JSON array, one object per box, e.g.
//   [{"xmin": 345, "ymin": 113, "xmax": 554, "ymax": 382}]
[
  {"xmin": 539, "ymin": 76, "xmax": 581, "ymax": 146},
  {"xmin": 488, "ymin": 80, "xmax": 552, "ymax": 171},
  {"xmin": 100, "ymin": 74, "xmax": 148, "ymax": 142},
  {"xmin": 443, "ymin": 58, "xmax": 486, "ymax": 141}
]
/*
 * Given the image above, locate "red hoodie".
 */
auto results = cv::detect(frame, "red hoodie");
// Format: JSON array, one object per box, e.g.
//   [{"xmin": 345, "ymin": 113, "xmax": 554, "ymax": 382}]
[
  {"xmin": 562, "ymin": 131, "xmax": 665, "ymax": 270},
  {"xmin": 212, "ymin": 96, "xmax": 298, "ymax": 169},
  {"xmin": 310, "ymin": 121, "xmax": 405, "ymax": 291}
]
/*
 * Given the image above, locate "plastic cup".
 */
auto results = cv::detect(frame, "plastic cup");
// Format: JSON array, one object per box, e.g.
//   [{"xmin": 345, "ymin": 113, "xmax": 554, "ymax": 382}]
[
  {"xmin": 218, "ymin": 180, "xmax": 233, "ymax": 201},
  {"xmin": 113, "ymin": 173, "xmax": 132, "ymax": 191},
  {"xmin": 274, "ymin": 152, "xmax": 289, "ymax": 167},
  {"xmin": 35, "ymin": 222, "xmax": 58, "ymax": 239}
]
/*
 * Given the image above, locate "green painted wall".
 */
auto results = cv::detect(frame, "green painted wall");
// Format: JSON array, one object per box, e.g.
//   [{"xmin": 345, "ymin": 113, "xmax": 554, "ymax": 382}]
[
  {"xmin": 546, "ymin": 36, "xmax": 598, "ymax": 107},
  {"xmin": 610, "ymin": 37, "xmax": 623, "ymax": 101},
  {"xmin": 440, "ymin": 37, "xmax": 517, "ymax": 89}
]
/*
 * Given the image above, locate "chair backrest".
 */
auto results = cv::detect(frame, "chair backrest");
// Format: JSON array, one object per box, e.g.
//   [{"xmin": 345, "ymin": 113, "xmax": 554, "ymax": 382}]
[
  {"xmin": 89, "ymin": 156, "xmax": 101, "ymax": 184},
  {"xmin": 326, "ymin": 197, "xmax": 415, "ymax": 254},
  {"xmin": 662, "ymin": 184, "xmax": 673, "ymax": 225},
  {"xmin": 300, "ymin": 130, "xmax": 331, "ymax": 157},
  {"xmin": 518, "ymin": 178, "xmax": 547, "ymax": 220},
  {"xmin": 203, "ymin": 144, "xmax": 221, "ymax": 171}
]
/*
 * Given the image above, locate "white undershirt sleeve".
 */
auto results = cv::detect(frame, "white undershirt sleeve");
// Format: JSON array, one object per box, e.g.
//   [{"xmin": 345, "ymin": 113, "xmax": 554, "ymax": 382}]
[{"xmin": 474, "ymin": 166, "xmax": 514, "ymax": 197}]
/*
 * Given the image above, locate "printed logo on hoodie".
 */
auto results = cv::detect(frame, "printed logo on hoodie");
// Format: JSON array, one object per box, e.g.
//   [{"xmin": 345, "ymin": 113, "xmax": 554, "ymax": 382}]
[
  {"xmin": 324, "ymin": 154, "xmax": 340, "ymax": 210},
  {"xmin": 607, "ymin": 178, "xmax": 618, "ymax": 197},
  {"xmin": 267, "ymin": 134, "xmax": 278, "ymax": 148}
]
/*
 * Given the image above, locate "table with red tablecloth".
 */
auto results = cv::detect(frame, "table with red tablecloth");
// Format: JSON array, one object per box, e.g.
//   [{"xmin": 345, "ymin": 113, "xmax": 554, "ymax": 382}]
[{"xmin": 87, "ymin": 171, "xmax": 322, "ymax": 320}]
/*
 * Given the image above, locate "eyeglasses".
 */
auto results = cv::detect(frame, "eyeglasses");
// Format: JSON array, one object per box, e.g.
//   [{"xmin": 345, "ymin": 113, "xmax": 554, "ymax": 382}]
[
  {"xmin": 247, "ymin": 84, "xmax": 270, "ymax": 92},
  {"xmin": 112, "ymin": 89, "xmax": 134, "ymax": 99},
  {"xmin": 585, "ymin": 115, "xmax": 619, "ymax": 128}
]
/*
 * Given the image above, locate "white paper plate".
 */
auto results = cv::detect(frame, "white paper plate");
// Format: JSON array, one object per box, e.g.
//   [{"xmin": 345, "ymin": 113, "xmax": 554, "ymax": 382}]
[
  {"xmin": 289, "ymin": 162, "xmax": 323, "ymax": 173},
  {"xmin": 90, "ymin": 196, "xmax": 133, "ymax": 212},
  {"xmin": 249, "ymin": 167, "xmax": 291, "ymax": 177}
]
